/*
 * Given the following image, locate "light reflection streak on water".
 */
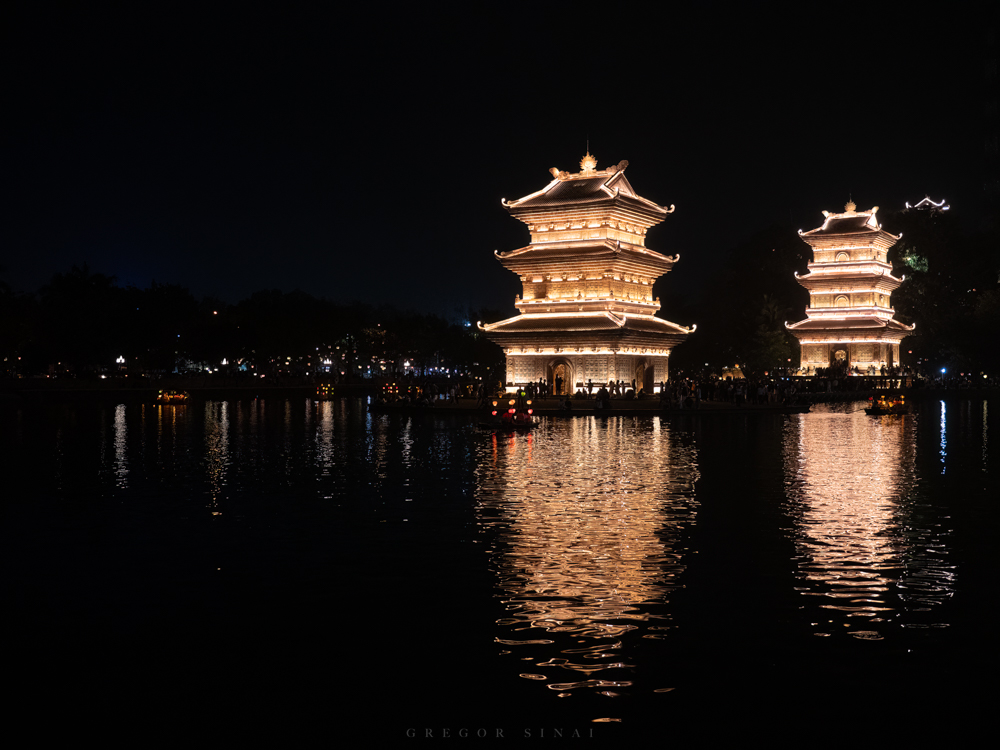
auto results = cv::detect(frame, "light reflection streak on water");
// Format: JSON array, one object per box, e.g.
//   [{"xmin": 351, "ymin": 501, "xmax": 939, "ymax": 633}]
[
  {"xmin": 367, "ymin": 412, "xmax": 391, "ymax": 488},
  {"xmin": 940, "ymin": 401, "xmax": 947, "ymax": 474},
  {"xmin": 114, "ymin": 403, "xmax": 128, "ymax": 489},
  {"xmin": 204, "ymin": 401, "xmax": 229, "ymax": 511},
  {"xmin": 400, "ymin": 418, "xmax": 413, "ymax": 468},
  {"xmin": 783, "ymin": 405, "xmax": 955, "ymax": 636},
  {"xmin": 283, "ymin": 400, "xmax": 293, "ymax": 474},
  {"xmin": 152, "ymin": 402, "xmax": 180, "ymax": 466},
  {"xmin": 983, "ymin": 401, "xmax": 989, "ymax": 472},
  {"xmin": 314, "ymin": 400, "xmax": 335, "ymax": 475},
  {"xmin": 475, "ymin": 417, "xmax": 699, "ymax": 699}
]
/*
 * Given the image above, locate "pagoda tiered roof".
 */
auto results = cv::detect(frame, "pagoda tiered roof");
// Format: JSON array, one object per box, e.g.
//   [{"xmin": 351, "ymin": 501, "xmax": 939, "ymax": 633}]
[
  {"xmin": 794, "ymin": 266, "xmax": 904, "ymax": 292},
  {"xmin": 787, "ymin": 317, "xmax": 913, "ymax": 334},
  {"xmin": 798, "ymin": 203, "xmax": 900, "ymax": 251},
  {"xmin": 502, "ymin": 158, "xmax": 671, "ymax": 217},
  {"xmin": 495, "ymin": 239, "xmax": 678, "ymax": 276},
  {"xmin": 803, "ymin": 212, "xmax": 878, "ymax": 236},
  {"xmin": 492, "ymin": 153, "xmax": 683, "ymax": 289},
  {"xmin": 481, "ymin": 311, "xmax": 693, "ymax": 350},
  {"xmin": 482, "ymin": 311, "xmax": 693, "ymax": 335}
]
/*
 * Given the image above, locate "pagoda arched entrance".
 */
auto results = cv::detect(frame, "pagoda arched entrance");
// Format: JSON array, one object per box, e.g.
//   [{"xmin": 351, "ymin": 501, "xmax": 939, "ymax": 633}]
[
  {"xmin": 634, "ymin": 358, "xmax": 655, "ymax": 395},
  {"xmin": 831, "ymin": 347, "xmax": 849, "ymax": 369},
  {"xmin": 548, "ymin": 359, "xmax": 574, "ymax": 396}
]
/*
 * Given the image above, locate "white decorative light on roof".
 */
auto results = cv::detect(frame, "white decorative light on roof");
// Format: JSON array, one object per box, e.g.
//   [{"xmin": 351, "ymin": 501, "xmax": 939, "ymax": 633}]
[{"xmin": 905, "ymin": 196, "xmax": 950, "ymax": 211}]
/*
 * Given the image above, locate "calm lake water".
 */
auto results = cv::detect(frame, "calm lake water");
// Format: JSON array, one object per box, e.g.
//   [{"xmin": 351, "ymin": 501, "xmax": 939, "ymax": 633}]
[{"xmin": 2, "ymin": 396, "xmax": 995, "ymax": 740}]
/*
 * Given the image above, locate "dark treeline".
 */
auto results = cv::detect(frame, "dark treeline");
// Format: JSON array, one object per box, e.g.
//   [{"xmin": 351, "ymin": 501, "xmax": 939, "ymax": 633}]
[
  {"xmin": 2, "ymin": 205, "xmax": 997, "ymax": 382},
  {"xmin": 667, "ymin": 205, "xmax": 1000, "ymax": 379},
  {"xmin": 0, "ymin": 267, "xmax": 506, "ymax": 381}
]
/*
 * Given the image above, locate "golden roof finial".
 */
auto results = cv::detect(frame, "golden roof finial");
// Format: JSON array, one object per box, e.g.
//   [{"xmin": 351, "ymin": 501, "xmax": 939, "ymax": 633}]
[
  {"xmin": 845, "ymin": 200, "xmax": 857, "ymax": 213},
  {"xmin": 580, "ymin": 152, "xmax": 597, "ymax": 174}
]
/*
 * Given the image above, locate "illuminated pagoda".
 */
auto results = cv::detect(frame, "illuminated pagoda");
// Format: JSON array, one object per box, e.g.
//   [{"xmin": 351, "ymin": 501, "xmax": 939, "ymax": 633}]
[
  {"xmin": 480, "ymin": 153, "xmax": 693, "ymax": 394},
  {"xmin": 787, "ymin": 202, "xmax": 914, "ymax": 372}
]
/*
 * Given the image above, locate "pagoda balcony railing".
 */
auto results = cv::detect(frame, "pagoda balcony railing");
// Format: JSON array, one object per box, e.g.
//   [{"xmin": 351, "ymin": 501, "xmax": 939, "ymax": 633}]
[
  {"xmin": 803, "ymin": 262, "xmax": 895, "ymax": 276},
  {"xmin": 518, "ymin": 297, "xmax": 658, "ymax": 307},
  {"xmin": 793, "ymin": 334, "xmax": 910, "ymax": 344},
  {"xmin": 804, "ymin": 306, "xmax": 895, "ymax": 319},
  {"xmin": 801, "ymin": 285, "xmax": 899, "ymax": 295}
]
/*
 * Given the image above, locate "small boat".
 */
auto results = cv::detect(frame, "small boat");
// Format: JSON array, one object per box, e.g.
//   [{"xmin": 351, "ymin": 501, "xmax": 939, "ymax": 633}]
[
  {"xmin": 480, "ymin": 395, "xmax": 538, "ymax": 431},
  {"xmin": 155, "ymin": 389, "xmax": 189, "ymax": 404},
  {"xmin": 865, "ymin": 394, "xmax": 909, "ymax": 415}
]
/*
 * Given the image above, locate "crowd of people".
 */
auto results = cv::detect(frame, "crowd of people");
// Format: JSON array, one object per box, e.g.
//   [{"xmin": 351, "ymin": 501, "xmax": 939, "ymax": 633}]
[
  {"xmin": 370, "ymin": 367, "xmax": 998, "ymax": 411},
  {"xmin": 495, "ymin": 376, "xmax": 806, "ymax": 410}
]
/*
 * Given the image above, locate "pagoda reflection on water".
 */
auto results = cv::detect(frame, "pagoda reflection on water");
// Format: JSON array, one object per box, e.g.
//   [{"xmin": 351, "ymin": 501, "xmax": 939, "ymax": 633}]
[
  {"xmin": 786, "ymin": 202, "xmax": 914, "ymax": 373},
  {"xmin": 480, "ymin": 153, "xmax": 693, "ymax": 395}
]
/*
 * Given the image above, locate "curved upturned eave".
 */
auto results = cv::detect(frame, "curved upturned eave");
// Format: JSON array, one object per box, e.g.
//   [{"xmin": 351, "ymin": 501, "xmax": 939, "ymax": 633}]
[
  {"xmin": 785, "ymin": 317, "xmax": 916, "ymax": 333},
  {"xmin": 794, "ymin": 269, "xmax": 904, "ymax": 284},
  {"xmin": 495, "ymin": 240, "xmax": 677, "ymax": 267},
  {"xmin": 495, "ymin": 245, "xmax": 534, "ymax": 260},
  {"xmin": 615, "ymin": 191, "xmax": 674, "ymax": 215},
  {"xmin": 501, "ymin": 178, "xmax": 561, "ymax": 209},
  {"xmin": 480, "ymin": 311, "xmax": 695, "ymax": 335},
  {"xmin": 504, "ymin": 187, "xmax": 674, "ymax": 218},
  {"xmin": 799, "ymin": 228, "xmax": 902, "ymax": 248}
]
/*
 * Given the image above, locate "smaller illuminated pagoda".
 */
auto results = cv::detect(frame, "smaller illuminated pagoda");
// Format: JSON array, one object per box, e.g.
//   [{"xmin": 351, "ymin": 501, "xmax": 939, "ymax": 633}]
[
  {"xmin": 480, "ymin": 153, "xmax": 693, "ymax": 394},
  {"xmin": 787, "ymin": 202, "xmax": 914, "ymax": 371}
]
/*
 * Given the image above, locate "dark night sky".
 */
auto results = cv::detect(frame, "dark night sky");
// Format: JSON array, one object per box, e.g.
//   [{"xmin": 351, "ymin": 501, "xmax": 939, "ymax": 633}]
[{"xmin": 1, "ymin": 5, "xmax": 992, "ymax": 320}]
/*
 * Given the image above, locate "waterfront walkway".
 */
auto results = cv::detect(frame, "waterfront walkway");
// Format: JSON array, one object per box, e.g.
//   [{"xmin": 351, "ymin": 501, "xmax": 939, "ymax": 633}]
[
  {"xmin": 413, "ymin": 386, "xmax": 996, "ymax": 416},
  {"xmin": 2, "ymin": 376, "xmax": 994, "ymax": 413}
]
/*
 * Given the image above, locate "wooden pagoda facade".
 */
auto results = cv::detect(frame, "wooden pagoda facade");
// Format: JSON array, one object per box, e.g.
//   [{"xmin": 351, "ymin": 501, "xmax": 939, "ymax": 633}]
[
  {"xmin": 787, "ymin": 202, "xmax": 914, "ymax": 372},
  {"xmin": 480, "ymin": 154, "xmax": 693, "ymax": 394}
]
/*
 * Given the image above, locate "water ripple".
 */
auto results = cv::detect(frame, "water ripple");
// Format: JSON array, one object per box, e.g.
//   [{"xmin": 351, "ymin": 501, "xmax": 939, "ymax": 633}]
[
  {"xmin": 782, "ymin": 403, "xmax": 957, "ymax": 635},
  {"xmin": 475, "ymin": 416, "xmax": 699, "ymax": 704}
]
